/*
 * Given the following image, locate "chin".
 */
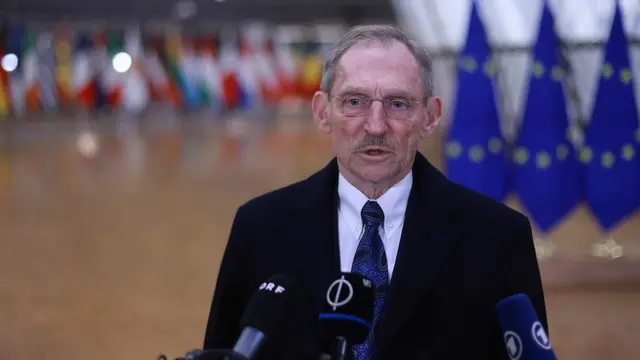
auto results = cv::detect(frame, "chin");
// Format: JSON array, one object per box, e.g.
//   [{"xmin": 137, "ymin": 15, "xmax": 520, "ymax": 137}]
[{"xmin": 356, "ymin": 166, "xmax": 396, "ymax": 184}]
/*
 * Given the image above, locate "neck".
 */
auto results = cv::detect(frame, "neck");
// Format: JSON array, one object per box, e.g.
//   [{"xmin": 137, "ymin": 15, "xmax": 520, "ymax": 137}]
[
  {"xmin": 357, "ymin": 182, "xmax": 391, "ymax": 200},
  {"xmin": 338, "ymin": 163, "xmax": 410, "ymax": 200}
]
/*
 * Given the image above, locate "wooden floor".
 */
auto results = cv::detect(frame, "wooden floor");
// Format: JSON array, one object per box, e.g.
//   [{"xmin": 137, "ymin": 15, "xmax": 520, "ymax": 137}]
[{"xmin": 0, "ymin": 112, "xmax": 639, "ymax": 360}]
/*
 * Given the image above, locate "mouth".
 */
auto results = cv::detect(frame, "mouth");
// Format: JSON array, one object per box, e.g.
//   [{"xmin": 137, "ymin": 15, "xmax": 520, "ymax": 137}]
[{"xmin": 359, "ymin": 147, "xmax": 393, "ymax": 159}]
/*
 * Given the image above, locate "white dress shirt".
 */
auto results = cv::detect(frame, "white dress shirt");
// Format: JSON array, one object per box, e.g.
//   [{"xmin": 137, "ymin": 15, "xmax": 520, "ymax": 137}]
[{"xmin": 337, "ymin": 171, "xmax": 413, "ymax": 279}]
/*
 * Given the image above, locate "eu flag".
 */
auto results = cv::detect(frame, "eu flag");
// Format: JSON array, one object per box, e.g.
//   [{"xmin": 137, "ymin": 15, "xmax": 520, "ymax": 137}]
[
  {"xmin": 444, "ymin": 1, "xmax": 507, "ymax": 201},
  {"xmin": 511, "ymin": 3, "xmax": 581, "ymax": 234},
  {"xmin": 582, "ymin": 4, "xmax": 640, "ymax": 232}
]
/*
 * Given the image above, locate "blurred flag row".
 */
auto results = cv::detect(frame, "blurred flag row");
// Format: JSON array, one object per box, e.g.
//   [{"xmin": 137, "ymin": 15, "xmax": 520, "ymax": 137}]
[
  {"xmin": 445, "ymin": 1, "xmax": 640, "ymax": 237},
  {"xmin": 0, "ymin": 22, "xmax": 330, "ymax": 117}
]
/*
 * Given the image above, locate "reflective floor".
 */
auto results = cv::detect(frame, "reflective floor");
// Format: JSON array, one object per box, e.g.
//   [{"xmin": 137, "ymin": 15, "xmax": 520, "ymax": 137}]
[{"xmin": 0, "ymin": 112, "xmax": 639, "ymax": 360}]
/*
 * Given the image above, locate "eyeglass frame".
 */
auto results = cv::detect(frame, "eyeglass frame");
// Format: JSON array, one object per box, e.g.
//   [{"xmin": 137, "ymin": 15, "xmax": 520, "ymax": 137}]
[{"xmin": 325, "ymin": 91, "xmax": 428, "ymax": 120}]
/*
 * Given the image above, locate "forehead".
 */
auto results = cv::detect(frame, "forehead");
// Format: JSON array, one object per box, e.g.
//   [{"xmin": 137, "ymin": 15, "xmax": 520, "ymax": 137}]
[{"xmin": 333, "ymin": 40, "xmax": 422, "ymax": 97}]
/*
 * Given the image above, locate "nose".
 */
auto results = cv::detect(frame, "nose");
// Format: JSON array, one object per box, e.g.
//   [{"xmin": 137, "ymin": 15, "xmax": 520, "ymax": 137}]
[{"xmin": 364, "ymin": 100, "xmax": 387, "ymax": 135}]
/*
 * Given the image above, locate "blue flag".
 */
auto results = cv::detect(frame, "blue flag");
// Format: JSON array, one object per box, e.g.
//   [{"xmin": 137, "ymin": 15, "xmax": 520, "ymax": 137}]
[
  {"xmin": 582, "ymin": 4, "xmax": 640, "ymax": 232},
  {"xmin": 444, "ymin": 1, "xmax": 507, "ymax": 201},
  {"xmin": 511, "ymin": 3, "xmax": 581, "ymax": 234}
]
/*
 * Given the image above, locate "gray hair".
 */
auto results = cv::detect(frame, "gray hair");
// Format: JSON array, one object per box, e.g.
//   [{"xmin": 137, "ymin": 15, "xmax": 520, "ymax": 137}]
[{"xmin": 319, "ymin": 24, "xmax": 435, "ymax": 99}]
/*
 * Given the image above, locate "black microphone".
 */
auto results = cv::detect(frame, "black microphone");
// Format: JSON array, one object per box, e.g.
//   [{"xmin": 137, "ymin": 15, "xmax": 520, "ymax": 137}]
[
  {"xmin": 225, "ymin": 274, "xmax": 297, "ymax": 360},
  {"xmin": 496, "ymin": 293, "xmax": 558, "ymax": 360},
  {"xmin": 318, "ymin": 273, "xmax": 375, "ymax": 360},
  {"xmin": 159, "ymin": 349, "xmax": 246, "ymax": 360}
]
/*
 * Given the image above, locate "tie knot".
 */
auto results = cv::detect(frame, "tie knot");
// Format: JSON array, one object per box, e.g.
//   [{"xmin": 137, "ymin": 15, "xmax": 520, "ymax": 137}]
[{"xmin": 361, "ymin": 200, "xmax": 384, "ymax": 226}]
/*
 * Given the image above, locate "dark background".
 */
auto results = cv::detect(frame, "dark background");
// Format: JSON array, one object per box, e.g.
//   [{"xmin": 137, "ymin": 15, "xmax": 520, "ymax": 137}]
[{"xmin": 0, "ymin": 0, "xmax": 396, "ymax": 23}]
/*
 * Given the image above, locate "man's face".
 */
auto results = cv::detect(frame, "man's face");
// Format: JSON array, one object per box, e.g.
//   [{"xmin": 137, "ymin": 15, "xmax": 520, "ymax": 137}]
[{"xmin": 312, "ymin": 40, "xmax": 442, "ymax": 187}]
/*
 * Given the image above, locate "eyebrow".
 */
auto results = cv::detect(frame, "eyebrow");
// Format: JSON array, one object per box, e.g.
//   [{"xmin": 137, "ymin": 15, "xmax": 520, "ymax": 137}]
[
  {"xmin": 338, "ymin": 86, "xmax": 416, "ymax": 99},
  {"xmin": 338, "ymin": 86, "xmax": 372, "ymax": 95}
]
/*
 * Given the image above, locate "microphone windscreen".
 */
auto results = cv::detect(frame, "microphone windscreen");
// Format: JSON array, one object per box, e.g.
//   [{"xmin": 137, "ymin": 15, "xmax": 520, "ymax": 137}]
[
  {"xmin": 239, "ymin": 274, "xmax": 296, "ymax": 335},
  {"xmin": 318, "ymin": 272, "xmax": 375, "ymax": 345},
  {"xmin": 496, "ymin": 293, "xmax": 557, "ymax": 360}
]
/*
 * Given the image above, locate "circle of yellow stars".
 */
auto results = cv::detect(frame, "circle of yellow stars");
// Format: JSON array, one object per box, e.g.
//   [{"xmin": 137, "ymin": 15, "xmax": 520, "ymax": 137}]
[
  {"xmin": 459, "ymin": 56, "xmax": 498, "ymax": 77},
  {"xmin": 580, "ymin": 142, "xmax": 636, "ymax": 168},
  {"xmin": 510, "ymin": 143, "xmax": 570, "ymax": 170},
  {"xmin": 449, "ymin": 59, "xmax": 640, "ymax": 172},
  {"xmin": 445, "ymin": 137, "xmax": 503, "ymax": 163},
  {"xmin": 530, "ymin": 60, "xmax": 565, "ymax": 82},
  {"xmin": 601, "ymin": 62, "xmax": 633, "ymax": 85}
]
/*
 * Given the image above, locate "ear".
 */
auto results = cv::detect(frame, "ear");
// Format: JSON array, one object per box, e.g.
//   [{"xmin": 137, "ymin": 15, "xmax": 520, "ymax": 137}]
[
  {"xmin": 420, "ymin": 96, "xmax": 442, "ymax": 139},
  {"xmin": 312, "ymin": 91, "xmax": 332, "ymax": 134}
]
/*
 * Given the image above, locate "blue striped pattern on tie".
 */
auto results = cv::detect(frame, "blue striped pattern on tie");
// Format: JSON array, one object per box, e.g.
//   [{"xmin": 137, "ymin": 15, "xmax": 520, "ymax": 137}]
[{"xmin": 351, "ymin": 200, "xmax": 388, "ymax": 360}]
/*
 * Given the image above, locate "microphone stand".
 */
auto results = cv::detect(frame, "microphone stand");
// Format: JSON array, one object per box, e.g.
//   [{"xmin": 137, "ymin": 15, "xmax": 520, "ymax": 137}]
[{"xmin": 330, "ymin": 336, "xmax": 349, "ymax": 360}]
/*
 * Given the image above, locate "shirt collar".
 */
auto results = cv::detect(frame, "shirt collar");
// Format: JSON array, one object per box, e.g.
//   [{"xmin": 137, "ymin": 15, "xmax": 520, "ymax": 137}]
[{"xmin": 337, "ymin": 171, "xmax": 413, "ymax": 225}]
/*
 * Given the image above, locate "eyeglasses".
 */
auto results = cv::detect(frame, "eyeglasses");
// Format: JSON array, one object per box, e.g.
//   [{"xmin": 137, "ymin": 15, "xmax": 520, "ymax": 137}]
[{"xmin": 328, "ymin": 93, "xmax": 425, "ymax": 120}]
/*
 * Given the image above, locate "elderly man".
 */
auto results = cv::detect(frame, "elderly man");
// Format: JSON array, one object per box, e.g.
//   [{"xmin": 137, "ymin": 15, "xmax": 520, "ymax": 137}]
[{"xmin": 203, "ymin": 25, "xmax": 547, "ymax": 360}]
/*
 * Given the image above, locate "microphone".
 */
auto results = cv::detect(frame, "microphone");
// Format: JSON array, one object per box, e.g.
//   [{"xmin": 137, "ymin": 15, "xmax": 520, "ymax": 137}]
[
  {"xmin": 318, "ymin": 273, "xmax": 375, "ymax": 360},
  {"xmin": 158, "ymin": 349, "xmax": 246, "ymax": 360},
  {"xmin": 496, "ymin": 293, "xmax": 557, "ymax": 360},
  {"xmin": 227, "ymin": 274, "xmax": 297, "ymax": 360}
]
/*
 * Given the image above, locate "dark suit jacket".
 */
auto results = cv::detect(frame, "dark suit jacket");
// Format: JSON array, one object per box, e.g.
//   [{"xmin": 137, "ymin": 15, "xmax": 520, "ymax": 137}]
[{"xmin": 203, "ymin": 152, "xmax": 548, "ymax": 360}]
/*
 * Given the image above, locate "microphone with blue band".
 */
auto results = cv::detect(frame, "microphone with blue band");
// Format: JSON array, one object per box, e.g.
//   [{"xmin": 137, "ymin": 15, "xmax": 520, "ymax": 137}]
[
  {"xmin": 318, "ymin": 313, "xmax": 372, "ymax": 329},
  {"xmin": 496, "ymin": 293, "xmax": 558, "ymax": 360},
  {"xmin": 318, "ymin": 272, "xmax": 375, "ymax": 360}
]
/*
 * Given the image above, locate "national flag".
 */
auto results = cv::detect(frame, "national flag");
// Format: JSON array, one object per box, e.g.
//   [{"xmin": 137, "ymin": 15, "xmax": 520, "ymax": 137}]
[
  {"xmin": 143, "ymin": 36, "xmax": 176, "ymax": 106},
  {"xmin": 581, "ymin": 3, "xmax": 640, "ymax": 231},
  {"xmin": 178, "ymin": 36, "xmax": 203, "ymax": 109},
  {"xmin": 511, "ymin": 3, "xmax": 581, "ymax": 234},
  {"xmin": 99, "ymin": 29, "xmax": 126, "ymax": 107},
  {"xmin": 36, "ymin": 31, "xmax": 59, "ymax": 111},
  {"xmin": 235, "ymin": 36, "xmax": 261, "ymax": 109},
  {"xmin": 55, "ymin": 26, "xmax": 74, "ymax": 107},
  {"xmin": 91, "ymin": 29, "xmax": 108, "ymax": 109},
  {"xmin": 273, "ymin": 38, "xmax": 300, "ymax": 99},
  {"xmin": 23, "ymin": 27, "xmax": 41, "ymax": 112},
  {"xmin": 0, "ymin": 23, "xmax": 11, "ymax": 117},
  {"xmin": 164, "ymin": 31, "xmax": 190, "ymax": 109},
  {"xmin": 193, "ymin": 37, "xmax": 213, "ymax": 107},
  {"xmin": 121, "ymin": 26, "xmax": 149, "ymax": 113},
  {"xmin": 297, "ymin": 41, "xmax": 323, "ymax": 99},
  {"xmin": 196, "ymin": 36, "xmax": 223, "ymax": 109},
  {"xmin": 7, "ymin": 23, "xmax": 25, "ymax": 116},
  {"xmin": 257, "ymin": 38, "xmax": 283, "ymax": 104},
  {"xmin": 244, "ymin": 25, "xmax": 281, "ymax": 104},
  {"xmin": 217, "ymin": 32, "xmax": 243, "ymax": 109},
  {"xmin": 444, "ymin": 1, "xmax": 508, "ymax": 201},
  {"xmin": 72, "ymin": 33, "xmax": 97, "ymax": 109}
]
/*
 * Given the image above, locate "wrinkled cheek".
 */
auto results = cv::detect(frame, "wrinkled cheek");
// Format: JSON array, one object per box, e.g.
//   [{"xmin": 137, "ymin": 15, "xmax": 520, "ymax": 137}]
[
  {"xmin": 396, "ymin": 138, "xmax": 416, "ymax": 162},
  {"xmin": 340, "ymin": 117, "xmax": 364, "ymax": 134},
  {"xmin": 331, "ymin": 132, "xmax": 357, "ymax": 160},
  {"xmin": 336, "ymin": 124, "xmax": 361, "ymax": 149}
]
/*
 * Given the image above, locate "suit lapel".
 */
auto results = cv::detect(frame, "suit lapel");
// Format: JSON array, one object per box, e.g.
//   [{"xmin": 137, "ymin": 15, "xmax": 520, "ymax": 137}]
[
  {"xmin": 376, "ymin": 153, "xmax": 464, "ymax": 349},
  {"xmin": 291, "ymin": 158, "xmax": 342, "ymax": 311}
]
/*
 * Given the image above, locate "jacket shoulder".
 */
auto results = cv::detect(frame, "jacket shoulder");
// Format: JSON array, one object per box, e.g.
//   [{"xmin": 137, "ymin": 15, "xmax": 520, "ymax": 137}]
[
  {"xmin": 236, "ymin": 177, "xmax": 310, "ymax": 219},
  {"xmin": 447, "ymin": 181, "xmax": 529, "ymax": 228}
]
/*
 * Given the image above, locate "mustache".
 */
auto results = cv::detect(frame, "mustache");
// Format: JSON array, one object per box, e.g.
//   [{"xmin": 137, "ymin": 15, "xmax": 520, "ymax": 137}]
[{"xmin": 354, "ymin": 135, "xmax": 394, "ymax": 151}]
